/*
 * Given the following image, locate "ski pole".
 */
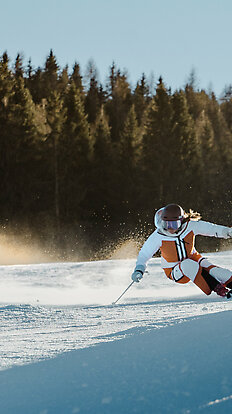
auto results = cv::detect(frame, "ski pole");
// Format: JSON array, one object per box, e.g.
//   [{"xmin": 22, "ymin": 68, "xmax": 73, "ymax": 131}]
[{"xmin": 112, "ymin": 281, "xmax": 135, "ymax": 305}]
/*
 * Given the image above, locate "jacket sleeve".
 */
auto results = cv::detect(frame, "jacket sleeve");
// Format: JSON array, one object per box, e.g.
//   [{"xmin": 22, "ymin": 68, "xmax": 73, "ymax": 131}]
[
  {"xmin": 135, "ymin": 231, "xmax": 162, "ymax": 271},
  {"xmin": 191, "ymin": 220, "xmax": 231, "ymax": 238}
]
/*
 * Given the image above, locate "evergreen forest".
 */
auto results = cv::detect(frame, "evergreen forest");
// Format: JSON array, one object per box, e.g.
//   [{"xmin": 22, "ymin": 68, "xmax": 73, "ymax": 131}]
[{"xmin": 1, "ymin": 50, "xmax": 232, "ymax": 259}]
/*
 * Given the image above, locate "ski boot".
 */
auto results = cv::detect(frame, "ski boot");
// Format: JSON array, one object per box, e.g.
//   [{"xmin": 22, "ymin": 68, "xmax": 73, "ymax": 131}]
[{"xmin": 213, "ymin": 283, "xmax": 230, "ymax": 298}]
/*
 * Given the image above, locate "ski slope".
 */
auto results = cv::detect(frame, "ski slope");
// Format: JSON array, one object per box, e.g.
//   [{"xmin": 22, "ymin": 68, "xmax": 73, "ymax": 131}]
[{"xmin": 0, "ymin": 250, "xmax": 232, "ymax": 413}]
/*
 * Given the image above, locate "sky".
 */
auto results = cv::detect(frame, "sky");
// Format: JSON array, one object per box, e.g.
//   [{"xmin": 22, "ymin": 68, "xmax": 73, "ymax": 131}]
[{"xmin": 1, "ymin": 0, "xmax": 232, "ymax": 97}]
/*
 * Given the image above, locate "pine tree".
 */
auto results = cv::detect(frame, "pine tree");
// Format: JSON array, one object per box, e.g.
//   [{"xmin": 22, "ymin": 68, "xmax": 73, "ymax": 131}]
[
  {"xmin": 141, "ymin": 77, "xmax": 173, "ymax": 206},
  {"xmin": 46, "ymin": 90, "xmax": 67, "ymax": 231},
  {"xmin": 14, "ymin": 53, "xmax": 24, "ymax": 79},
  {"xmin": 118, "ymin": 105, "xmax": 141, "ymax": 219},
  {"xmin": 88, "ymin": 108, "xmax": 113, "ymax": 221},
  {"xmin": 70, "ymin": 62, "xmax": 84, "ymax": 94},
  {"xmin": 58, "ymin": 65, "xmax": 69, "ymax": 95},
  {"xmin": 170, "ymin": 90, "xmax": 199, "ymax": 206},
  {"xmin": 106, "ymin": 62, "xmax": 117, "ymax": 96},
  {"xmin": 195, "ymin": 110, "xmax": 216, "ymax": 203},
  {"xmin": 0, "ymin": 52, "xmax": 14, "ymax": 219},
  {"xmin": 133, "ymin": 73, "xmax": 150, "ymax": 126},
  {"xmin": 61, "ymin": 82, "xmax": 92, "ymax": 221},
  {"xmin": 221, "ymin": 92, "xmax": 232, "ymax": 132},
  {"xmin": 220, "ymin": 88, "xmax": 232, "ymax": 208},
  {"xmin": 0, "ymin": 74, "xmax": 39, "ymax": 218},
  {"xmin": 26, "ymin": 58, "xmax": 33, "ymax": 79},
  {"xmin": 105, "ymin": 66, "xmax": 132, "ymax": 142},
  {"xmin": 0, "ymin": 52, "xmax": 13, "ymax": 104},
  {"xmin": 85, "ymin": 74, "xmax": 102, "ymax": 124},
  {"xmin": 185, "ymin": 84, "xmax": 207, "ymax": 121},
  {"xmin": 42, "ymin": 49, "xmax": 59, "ymax": 99},
  {"xmin": 27, "ymin": 67, "xmax": 44, "ymax": 103},
  {"xmin": 206, "ymin": 93, "xmax": 232, "ymax": 215}
]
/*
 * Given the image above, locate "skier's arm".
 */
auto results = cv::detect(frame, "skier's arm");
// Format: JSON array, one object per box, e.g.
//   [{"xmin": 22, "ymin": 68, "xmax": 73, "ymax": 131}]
[
  {"xmin": 191, "ymin": 220, "xmax": 232, "ymax": 238},
  {"xmin": 131, "ymin": 232, "xmax": 161, "ymax": 282}
]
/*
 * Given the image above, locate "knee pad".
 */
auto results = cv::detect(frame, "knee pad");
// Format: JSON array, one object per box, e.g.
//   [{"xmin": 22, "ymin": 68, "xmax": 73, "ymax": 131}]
[{"xmin": 172, "ymin": 259, "xmax": 199, "ymax": 282}]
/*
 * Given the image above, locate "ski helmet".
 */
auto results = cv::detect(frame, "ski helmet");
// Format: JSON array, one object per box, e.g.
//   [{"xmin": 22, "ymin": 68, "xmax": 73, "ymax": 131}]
[{"xmin": 155, "ymin": 204, "xmax": 185, "ymax": 235}]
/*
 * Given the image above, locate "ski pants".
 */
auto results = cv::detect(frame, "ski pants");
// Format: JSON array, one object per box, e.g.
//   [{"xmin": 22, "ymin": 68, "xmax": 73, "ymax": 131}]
[{"xmin": 164, "ymin": 256, "xmax": 232, "ymax": 295}]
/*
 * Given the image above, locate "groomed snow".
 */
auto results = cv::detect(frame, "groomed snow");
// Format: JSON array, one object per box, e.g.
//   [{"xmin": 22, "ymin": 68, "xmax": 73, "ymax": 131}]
[{"xmin": 0, "ymin": 251, "xmax": 232, "ymax": 413}]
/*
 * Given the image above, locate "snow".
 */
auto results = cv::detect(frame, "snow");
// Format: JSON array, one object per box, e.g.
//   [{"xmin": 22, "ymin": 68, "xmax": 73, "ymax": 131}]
[{"xmin": 0, "ymin": 251, "xmax": 232, "ymax": 413}]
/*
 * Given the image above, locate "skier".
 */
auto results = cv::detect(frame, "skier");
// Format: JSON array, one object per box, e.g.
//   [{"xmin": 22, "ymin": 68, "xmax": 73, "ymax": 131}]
[{"xmin": 131, "ymin": 204, "xmax": 232, "ymax": 297}]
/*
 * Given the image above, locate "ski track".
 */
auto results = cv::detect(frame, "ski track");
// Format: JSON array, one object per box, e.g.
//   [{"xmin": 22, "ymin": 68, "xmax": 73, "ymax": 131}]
[{"xmin": 0, "ymin": 251, "xmax": 232, "ymax": 371}]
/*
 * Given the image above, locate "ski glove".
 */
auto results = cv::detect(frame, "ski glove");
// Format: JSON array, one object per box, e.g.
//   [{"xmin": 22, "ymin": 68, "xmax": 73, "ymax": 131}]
[{"xmin": 131, "ymin": 265, "xmax": 145, "ymax": 283}]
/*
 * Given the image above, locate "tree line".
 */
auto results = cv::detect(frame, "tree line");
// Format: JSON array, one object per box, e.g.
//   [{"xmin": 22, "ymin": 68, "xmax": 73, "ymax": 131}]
[{"xmin": 0, "ymin": 50, "xmax": 232, "ymax": 259}]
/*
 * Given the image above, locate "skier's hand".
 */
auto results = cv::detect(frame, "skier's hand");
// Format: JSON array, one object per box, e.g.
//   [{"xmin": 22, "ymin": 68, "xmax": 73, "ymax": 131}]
[
  {"xmin": 131, "ymin": 265, "xmax": 145, "ymax": 283},
  {"xmin": 132, "ymin": 270, "xmax": 143, "ymax": 282}
]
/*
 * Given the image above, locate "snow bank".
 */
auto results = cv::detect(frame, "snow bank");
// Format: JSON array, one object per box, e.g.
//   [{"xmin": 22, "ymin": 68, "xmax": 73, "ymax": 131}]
[{"xmin": 1, "ymin": 310, "xmax": 232, "ymax": 414}]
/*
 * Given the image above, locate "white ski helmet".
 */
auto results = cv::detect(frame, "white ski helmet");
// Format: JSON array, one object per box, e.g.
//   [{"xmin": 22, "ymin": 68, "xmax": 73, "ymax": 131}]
[{"xmin": 154, "ymin": 204, "xmax": 185, "ymax": 235}]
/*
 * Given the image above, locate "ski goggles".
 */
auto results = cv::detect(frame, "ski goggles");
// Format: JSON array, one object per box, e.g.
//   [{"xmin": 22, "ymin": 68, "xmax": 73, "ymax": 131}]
[{"xmin": 163, "ymin": 219, "xmax": 182, "ymax": 230}]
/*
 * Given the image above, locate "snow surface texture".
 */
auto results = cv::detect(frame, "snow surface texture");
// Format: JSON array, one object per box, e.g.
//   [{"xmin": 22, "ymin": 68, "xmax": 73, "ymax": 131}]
[{"xmin": 0, "ymin": 251, "xmax": 232, "ymax": 413}]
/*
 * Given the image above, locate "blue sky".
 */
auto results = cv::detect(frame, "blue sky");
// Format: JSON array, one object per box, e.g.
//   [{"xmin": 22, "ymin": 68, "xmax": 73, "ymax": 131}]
[{"xmin": 1, "ymin": 0, "xmax": 232, "ymax": 96}]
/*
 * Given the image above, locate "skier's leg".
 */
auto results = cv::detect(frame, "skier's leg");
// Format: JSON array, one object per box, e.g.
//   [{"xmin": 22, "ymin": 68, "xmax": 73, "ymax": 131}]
[
  {"xmin": 172, "ymin": 259, "xmax": 212, "ymax": 295},
  {"xmin": 199, "ymin": 258, "xmax": 232, "ymax": 286},
  {"xmin": 172, "ymin": 259, "xmax": 199, "ymax": 282}
]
